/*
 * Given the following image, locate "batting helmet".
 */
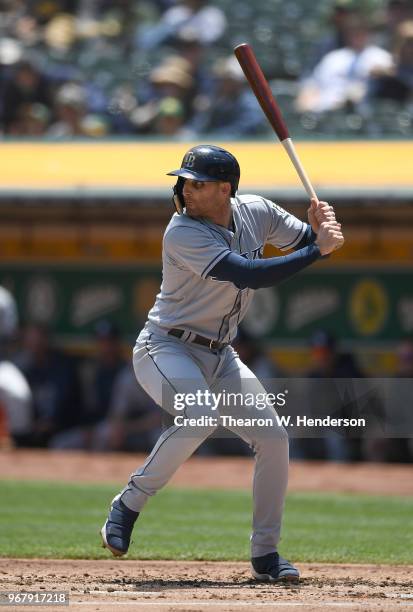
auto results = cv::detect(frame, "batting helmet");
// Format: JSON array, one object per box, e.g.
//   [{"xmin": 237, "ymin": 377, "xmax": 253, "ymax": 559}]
[{"xmin": 167, "ymin": 144, "xmax": 240, "ymax": 213}]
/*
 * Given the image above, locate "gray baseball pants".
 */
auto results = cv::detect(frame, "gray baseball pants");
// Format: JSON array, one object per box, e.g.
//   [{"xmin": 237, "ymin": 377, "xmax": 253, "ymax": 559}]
[{"xmin": 119, "ymin": 324, "xmax": 289, "ymax": 557}]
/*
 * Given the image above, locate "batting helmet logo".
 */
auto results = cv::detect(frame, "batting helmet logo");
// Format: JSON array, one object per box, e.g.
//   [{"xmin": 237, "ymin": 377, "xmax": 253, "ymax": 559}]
[{"xmin": 183, "ymin": 152, "xmax": 196, "ymax": 168}]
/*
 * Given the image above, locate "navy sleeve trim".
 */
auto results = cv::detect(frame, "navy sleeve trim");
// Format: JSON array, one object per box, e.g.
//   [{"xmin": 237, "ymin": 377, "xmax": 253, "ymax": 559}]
[
  {"xmin": 293, "ymin": 225, "xmax": 317, "ymax": 250},
  {"xmin": 201, "ymin": 249, "xmax": 231, "ymax": 278},
  {"xmin": 208, "ymin": 243, "xmax": 321, "ymax": 290},
  {"xmin": 280, "ymin": 222, "xmax": 306, "ymax": 250}
]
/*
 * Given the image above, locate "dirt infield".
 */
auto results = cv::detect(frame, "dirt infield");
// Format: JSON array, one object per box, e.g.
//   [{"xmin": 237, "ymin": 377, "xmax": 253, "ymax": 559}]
[
  {"xmin": 1, "ymin": 559, "xmax": 412, "ymax": 611},
  {"xmin": 1, "ymin": 450, "xmax": 413, "ymax": 610}
]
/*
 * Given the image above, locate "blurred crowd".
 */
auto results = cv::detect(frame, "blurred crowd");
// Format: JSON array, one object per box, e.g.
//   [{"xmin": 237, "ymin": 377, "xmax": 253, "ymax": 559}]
[
  {"xmin": 0, "ymin": 285, "xmax": 162, "ymax": 452},
  {"xmin": 1, "ymin": 285, "xmax": 412, "ymax": 462},
  {"xmin": 0, "ymin": 0, "xmax": 412, "ymax": 138}
]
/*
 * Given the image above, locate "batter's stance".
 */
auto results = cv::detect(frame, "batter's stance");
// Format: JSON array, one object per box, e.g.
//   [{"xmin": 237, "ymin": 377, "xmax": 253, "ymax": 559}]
[{"xmin": 101, "ymin": 145, "xmax": 344, "ymax": 582}]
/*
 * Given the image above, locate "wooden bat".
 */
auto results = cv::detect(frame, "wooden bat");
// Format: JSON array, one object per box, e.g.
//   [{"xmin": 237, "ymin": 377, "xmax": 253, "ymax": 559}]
[{"xmin": 234, "ymin": 43, "xmax": 318, "ymax": 201}]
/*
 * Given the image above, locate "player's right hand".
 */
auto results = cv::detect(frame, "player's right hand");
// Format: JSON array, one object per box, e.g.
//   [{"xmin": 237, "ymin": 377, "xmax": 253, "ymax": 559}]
[
  {"xmin": 315, "ymin": 221, "xmax": 345, "ymax": 255},
  {"xmin": 308, "ymin": 198, "xmax": 338, "ymax": 233}
]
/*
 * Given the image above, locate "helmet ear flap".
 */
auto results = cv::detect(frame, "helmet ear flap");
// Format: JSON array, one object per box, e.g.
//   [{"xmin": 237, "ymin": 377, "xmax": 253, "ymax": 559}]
[{"xmin": 172, "ymin": 177, "xmax": 185, "ymax": 214}]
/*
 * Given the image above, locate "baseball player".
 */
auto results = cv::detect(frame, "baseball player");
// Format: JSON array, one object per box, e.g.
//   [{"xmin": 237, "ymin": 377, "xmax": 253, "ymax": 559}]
[
  {"xmin": 101, "ymin": 145, "xmax": 343, "ymax": 582},
  {"xmin": 0, "ymin": 286, "xmax": 32, "ymax": 447}
]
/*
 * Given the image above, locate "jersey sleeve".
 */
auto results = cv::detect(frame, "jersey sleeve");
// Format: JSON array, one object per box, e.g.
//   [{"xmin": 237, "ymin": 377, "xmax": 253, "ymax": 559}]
[
  {"xmin": 263, "ymin": 198, "xmax": 307, "ymax": 251},
  {"xmin": 164, "ymin": 225, "xmax": 231, "ymax": 279}
]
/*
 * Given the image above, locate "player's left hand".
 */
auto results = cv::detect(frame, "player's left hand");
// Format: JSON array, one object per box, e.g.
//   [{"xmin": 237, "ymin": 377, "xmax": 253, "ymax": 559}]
[{"xmin": 308, "ymin": 198, "xmax": 338, "ymax": 234}]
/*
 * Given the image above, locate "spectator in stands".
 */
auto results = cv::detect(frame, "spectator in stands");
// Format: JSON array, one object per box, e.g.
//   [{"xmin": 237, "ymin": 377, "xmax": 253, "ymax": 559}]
[
  {"xmin": 0, "ymin": 286, "xmax": 33, "ymax": 448},
  {"xmin": 187, "ymin": 55, "xmax": 267, "ymax": 137},
  {"xmin": 395, "ymin": 337, "xmax": 413, "ymax": 377},
  {"xmin": 8, "ymin": 102, "xmax": 51, "ymax": 136},
  {"xmin": 153, "ymin": 96, "xmax": 186, "ymax": 136},
  {"xmin": 289, "ymin": 330, "xmax": 364, "ymax": 462},
  {"xmin": 296, "ymin": 17, "xmax": 392, "ymax": 113},
  {"xmin": 78, "ymin": 0, "xmax": 153, "ymax": 55},
  {"xmin": 362, "ymin": 337, "xmax": 413, "ymax": 463},
  {"xmin": 395, "ymin": 337, "xmax": 413, "ymax": 461},
  {"xmin": 368, "ymin": 20, "xmax": 413, "ymax": 103},
  {"xmin": 81, "ymin": 113, "xmax": 111, "ymax": 137},
  {"xmin": 92, "ymin": 365, "xmax": 161, "ymax": 452},
  {"xmin": 304, "ymin": 0, "xmax": 361, "ymax": 74},
  {"xmin": 171, "ymin": 31, "xmax": 211, "ymax": 94},
  {"xmin": 43, "ymin": 13, "xmax": 77, "ymax": 53},
  {"xmin": 379, "ymin": 0, "xmax": 413, "ymax": 50},
  {"xmin": 1, "ymin": 59, "xmax": 53, "ymax": 134},
  {"xmin": 307, "ymin": 330, "xmax": 364, "ymax": 379},
  {"xmin": 0, "ymin": 4, "xmax": 42, "ymax": 48},
  {"xmin": 394, "ymin": 338, "xmax": 413, "ymax": 463},
  {"xmin": 14, "ymin": 322, "xmax": 82, "ymax": 447},
  {"xmin": 387, "ymin": 0, "xmax": 413, "ymax": 29},
  {"xmin": 169, "ymin": 31, "xmax": 214, "ymax": 119},
  {"xmin": 51, "ymin": 319, "xmax": 160, "ymax": 452},
  {"xmin": 150, "ymin": 57, "xmax": 194, "ymax": 115},
  {"xmin": 137, "ymin": 0, "xmax": 227, "ymax": 50},
  {"xmin": 81, "ymin": 320, "xmax": 127, "ymax": 428},
  {"xmin": 49, "ymin": 319, "xmax": 125, "ymax": 449},
  {"xmin": 47, "ymin": 82, "xmax": 89, "ymax": 137},
  {"xmin": 233, "ymin": 327, "xmax": 283, "ymax": 380},
  {"xmin": 130, "ymin": 57, "xmax": 194, "ymax": 133}
]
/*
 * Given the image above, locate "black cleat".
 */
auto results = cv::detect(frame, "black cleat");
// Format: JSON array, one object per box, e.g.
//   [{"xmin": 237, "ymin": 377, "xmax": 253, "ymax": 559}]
[
  {"xmin": 100, "ymin": 495, "xmax": 139, "ymax": 557},
  {"xmin": 251, "ymin": 552, "xmax": 300, "ymax": 583}
]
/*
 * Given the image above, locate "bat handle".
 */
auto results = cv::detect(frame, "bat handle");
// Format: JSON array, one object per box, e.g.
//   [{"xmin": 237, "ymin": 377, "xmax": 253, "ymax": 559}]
[{"xmin": 281, "ymin": 138, "xmax": 319, "ymax": 202}]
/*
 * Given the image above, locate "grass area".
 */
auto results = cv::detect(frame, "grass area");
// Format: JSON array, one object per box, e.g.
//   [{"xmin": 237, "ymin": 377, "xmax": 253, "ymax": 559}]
[{"xmin": 0, "ymin": 480, "xmax": 412, "ymax": 564}]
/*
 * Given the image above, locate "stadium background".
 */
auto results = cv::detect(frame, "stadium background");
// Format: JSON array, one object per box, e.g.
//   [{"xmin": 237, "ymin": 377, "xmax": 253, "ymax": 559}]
[{"xmin": 0, "ymin": 139, "xmax": 412, "ymax": 375}]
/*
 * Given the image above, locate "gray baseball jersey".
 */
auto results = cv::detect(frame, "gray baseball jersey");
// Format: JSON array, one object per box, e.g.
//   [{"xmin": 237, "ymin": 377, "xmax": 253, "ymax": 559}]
[{"xmin": 147, "ymin": 194, "xmax": 307, "ymax": 342}]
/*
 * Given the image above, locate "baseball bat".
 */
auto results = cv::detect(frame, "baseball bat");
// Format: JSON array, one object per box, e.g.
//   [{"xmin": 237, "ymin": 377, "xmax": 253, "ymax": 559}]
[{"xmin": 234, "ymin": 43, "xmax": 318, "ymax": 201}]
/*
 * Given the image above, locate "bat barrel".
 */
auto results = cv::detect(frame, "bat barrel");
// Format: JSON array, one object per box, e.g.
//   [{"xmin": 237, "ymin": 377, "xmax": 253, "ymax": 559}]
[
  {"xmin": 234, "ymin": 43, "xmax": 289, "ymax": 142},
  {"xmin": 234, "ymin": 43, "xmax": 318, "ymax": 201}
]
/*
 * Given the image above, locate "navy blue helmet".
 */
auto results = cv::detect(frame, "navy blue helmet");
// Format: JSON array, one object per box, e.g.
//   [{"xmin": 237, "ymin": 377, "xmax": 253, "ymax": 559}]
[{"xmin": 167, "ymin": 144, "xmax": 240, "ymax": 213}]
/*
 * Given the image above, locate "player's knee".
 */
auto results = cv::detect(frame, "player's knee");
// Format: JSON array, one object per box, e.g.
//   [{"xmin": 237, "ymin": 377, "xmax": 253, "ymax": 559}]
[{"xmin": 253, "ymin": 424, "xmax": 289, "ymax": 454}]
